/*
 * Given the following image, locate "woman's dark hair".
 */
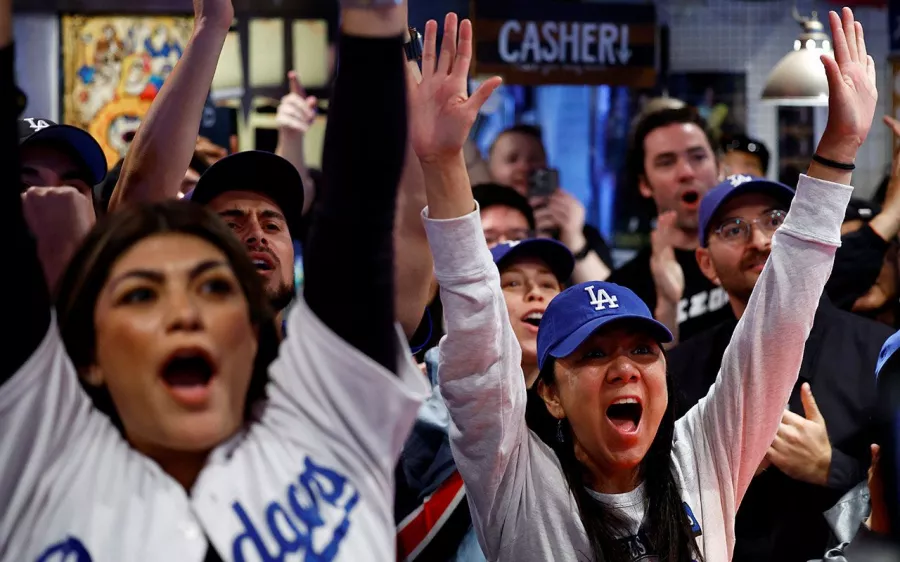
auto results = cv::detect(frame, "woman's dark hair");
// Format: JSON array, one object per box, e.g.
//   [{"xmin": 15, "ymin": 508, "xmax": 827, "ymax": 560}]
[
  {"xmin": 528, "ymin": 350, "xmax": 702, "ymax": 562},
  {"xmin": 54, "ymin": 200, "xmax": 279, "ymax": 430}
]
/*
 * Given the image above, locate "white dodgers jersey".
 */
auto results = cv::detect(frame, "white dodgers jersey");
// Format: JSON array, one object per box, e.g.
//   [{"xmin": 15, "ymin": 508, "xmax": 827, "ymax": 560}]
[{"xmin": 0, "ymin": 299, "xmax": 428, "ymax": 562}]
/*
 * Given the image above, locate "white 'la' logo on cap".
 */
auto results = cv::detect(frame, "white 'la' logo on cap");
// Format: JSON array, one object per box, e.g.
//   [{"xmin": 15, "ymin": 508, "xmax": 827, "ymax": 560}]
[
  {"xmin": 584, "ymin": 285, "xmax": 619, "ymax": 311},
  {"xmin": 728, "ymin": 174, "xmax": 753, "ymax": 187},
  {"xmin": 23, "ymin": 117, "xmax": 50, "ymax": 132}
]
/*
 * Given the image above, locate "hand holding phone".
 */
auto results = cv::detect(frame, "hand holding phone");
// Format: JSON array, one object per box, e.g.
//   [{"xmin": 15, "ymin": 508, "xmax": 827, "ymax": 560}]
[{"xmin": 528, "ymin": 168, "xmax": 559, "ymax": 200}]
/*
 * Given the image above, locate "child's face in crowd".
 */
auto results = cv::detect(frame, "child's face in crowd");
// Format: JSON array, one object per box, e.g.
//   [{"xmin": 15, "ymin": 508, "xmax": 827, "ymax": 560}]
[
  {"xmin": 499, "ymin": 257, "xmax": 562, "ymax": 378},
  {"xmin": 21, "ymin": 144, "xmax": 95, "ymax": 203},
  {"xmin": 540, "ymin": 326, "xmax": 668, "ymax": 490},
  {"xmin": 481, "ymin": 205, "xmax": 532, "ymax": 248},
  {"xmin": 489, "ymin": 132, "xmax": 547, "ymax": 196},
  {"xmin": 206, "ymin": 191, "xmax": 295, "ymax": 310},
  {"xmin": 89, "ymin": 233, "xmax": 258, "ymax": 456},
  {"xmin": 639, "ymin": 122, "xmax": 719, "ymax": 233},
  {"xmin": 696, "ymin": 193, "xmax": 781, "ymax": 306}
]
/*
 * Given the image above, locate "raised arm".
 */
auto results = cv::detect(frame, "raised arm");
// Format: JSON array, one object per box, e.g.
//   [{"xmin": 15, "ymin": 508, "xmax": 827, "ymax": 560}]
[
  {"xmin": 394, "ymin": 21, "xmax": 436, "ymax": 339},
  {"xmin": 681, "ymin": 8, "xmax": 876, "ymax": 505},
  {"xmin": 274, "ymin": 70, "xmax": 318, "ymax": 216},
  {"xmin": 410, "ymin": 15, "xmax": 527, "ymax": 559},
  {"xmin": 302, "ymin": 2, "xmax": 408, "ymax": 372},
  {"xmin": 108, "ymin": 0, "xmax": 233, "ymax": 211},
  {"xmin": 0, "ymin": 0, "xmax": 50, "ymax": 381}
]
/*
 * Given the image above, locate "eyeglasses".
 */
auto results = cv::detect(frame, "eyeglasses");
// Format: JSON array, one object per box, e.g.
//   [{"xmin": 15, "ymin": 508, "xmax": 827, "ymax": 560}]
[
  {"xmin": 484, "ymin": 228, "xmax": 534, "ymax": 247},
  {"xmin": 712, "ymin": 209, "xmax": 786, "ymax": 244}
]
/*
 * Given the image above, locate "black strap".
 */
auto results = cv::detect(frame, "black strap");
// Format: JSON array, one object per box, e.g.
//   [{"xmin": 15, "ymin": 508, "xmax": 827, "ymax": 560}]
[{"xmin": 812, "ymin": 153, "xmax": 856, "ymax": 171}]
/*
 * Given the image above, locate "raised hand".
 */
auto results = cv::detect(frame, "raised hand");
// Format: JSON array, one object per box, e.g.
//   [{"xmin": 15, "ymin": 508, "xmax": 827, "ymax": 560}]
[
  {"xmin": 818, "ymin": 8, "xmax": 878, "ymax": 163},
  {"xmin": 192, "ymin": 0, "xmax": 234, "ymax": 31},
  {"xmin": 765, "ymin": 383, "xmax": 832, "ymax": 486},
  {"xmin": 21, "ymin": 186, "xmax": 96, "ymax": 290},
  {"xmin": 276, "ymin": 71, "xmax": 318, "ymax": 139},
  {"xmin": 407, "ymin": 13, "xmax": 502, "ymax": 165},
  {"xmin": 650, "ymin": 211, "xmax": 685, "ymax": 306}
]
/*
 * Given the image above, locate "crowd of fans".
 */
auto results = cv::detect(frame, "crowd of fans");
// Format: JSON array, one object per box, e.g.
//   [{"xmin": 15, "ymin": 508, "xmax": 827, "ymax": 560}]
[{"xmin": 4, "ymin": 0, "xmax": 900, "ymax": 561}]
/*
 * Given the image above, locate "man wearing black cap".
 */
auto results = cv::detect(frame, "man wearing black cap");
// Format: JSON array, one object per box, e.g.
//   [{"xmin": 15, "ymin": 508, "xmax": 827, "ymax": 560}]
[
  {"xmin": 184, "ymin": 150, "xmax": 303, "ymax": 312},
  {"xmin": 18, "ymin": 117, "xmax": 108, "ymax": 290},
  {"xmin": 721, "ymin": 133, "xmax": 770, "ymax": 178},
  {"xmin": 668, "ymin": 174, "xmax": 891, "ymax": 562},
  {"xmin": 109, "ymin": 0, "xmax": 435, "ymax": 342}
]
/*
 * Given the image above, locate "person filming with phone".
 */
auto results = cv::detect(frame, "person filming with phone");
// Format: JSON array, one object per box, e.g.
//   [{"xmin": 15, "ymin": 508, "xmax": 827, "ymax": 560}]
[{"xmin": 487, "ymin": 124, "xmax": 614, "ymax": 283}]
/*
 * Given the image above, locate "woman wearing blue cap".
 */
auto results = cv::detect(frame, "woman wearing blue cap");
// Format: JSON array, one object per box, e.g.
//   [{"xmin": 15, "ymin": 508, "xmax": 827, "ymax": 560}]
[{"xmin": 415, "ymin": 8, "xmax": 877, "ymax": 562}]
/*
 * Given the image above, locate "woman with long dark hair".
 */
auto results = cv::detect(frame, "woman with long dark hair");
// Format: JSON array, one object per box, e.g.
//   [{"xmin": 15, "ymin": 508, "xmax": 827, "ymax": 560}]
[
  {"xmin": 0, "ymin": 1, "xmax": 429, "ymax": 560},
  {"xmin": 414, "ymin": 8, "xmax": 877, "ymax": 562}
]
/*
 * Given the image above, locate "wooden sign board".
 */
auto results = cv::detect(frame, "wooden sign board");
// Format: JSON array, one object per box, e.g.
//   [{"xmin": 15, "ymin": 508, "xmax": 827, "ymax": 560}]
[{"xmin": 471, "ymin": 0, "xmax": 656, "ymax": 87}]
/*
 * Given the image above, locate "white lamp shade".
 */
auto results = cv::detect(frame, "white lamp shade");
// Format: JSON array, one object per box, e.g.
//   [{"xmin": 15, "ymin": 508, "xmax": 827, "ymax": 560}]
[{"xmin": 762, "ymin": 48, "xmax": 830, "ymax": 106}]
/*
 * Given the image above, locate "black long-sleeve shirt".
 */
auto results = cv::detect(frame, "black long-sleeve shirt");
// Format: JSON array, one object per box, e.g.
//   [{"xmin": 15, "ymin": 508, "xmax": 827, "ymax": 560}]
[
  {"xmin": 303, "ymin": 33, "xmax": 406, "ymax": 375},
  {"xmin": 668, "ymin": 297, "xmax": 891, "ymax": 562},
  {"xmin": 2, "ymin": 43, "xmax": 50, "ymax": 385}
]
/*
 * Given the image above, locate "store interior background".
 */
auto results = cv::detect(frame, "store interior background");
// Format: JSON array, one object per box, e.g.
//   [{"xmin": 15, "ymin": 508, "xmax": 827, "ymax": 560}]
[{"xmin": 12, "ymin": 0, "xmax": 894, "ymax": 263}]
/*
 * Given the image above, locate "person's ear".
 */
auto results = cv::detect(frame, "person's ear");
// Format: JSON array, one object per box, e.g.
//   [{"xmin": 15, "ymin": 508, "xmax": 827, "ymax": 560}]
[
  {"xmin": 537, "ymin": 377, "xmax": 565, "ymax": 420},
  {"xmin": 638, "ymin": 175, "xmax": 653, "ymax": 200},
  {"xmin": 82, "ymin": 364, "xmax": 105, "ymax": 387},
  {"xmin": 696, "ymin": 247, "xmax": 721, "ymax": 286}
]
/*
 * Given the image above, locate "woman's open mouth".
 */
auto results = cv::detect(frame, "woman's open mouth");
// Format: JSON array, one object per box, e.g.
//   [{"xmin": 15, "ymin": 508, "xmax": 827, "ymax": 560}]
[
  {"xmin": 161, "ymin": 349, "xmax": 217, "ymax": 407},
  {"xmin": 606, "ymin": 397, "xmax": 642, "ymax": 434}
]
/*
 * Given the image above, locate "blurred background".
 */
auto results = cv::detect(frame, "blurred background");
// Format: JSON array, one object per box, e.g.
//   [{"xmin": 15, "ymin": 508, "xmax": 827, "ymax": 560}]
[{"xmin": 14, "ymin": 0, "xmax": 897, "ymax": 263}]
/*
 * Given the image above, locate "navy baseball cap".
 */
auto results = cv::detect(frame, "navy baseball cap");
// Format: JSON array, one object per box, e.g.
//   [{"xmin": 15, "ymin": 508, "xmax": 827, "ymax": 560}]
[
  {"xmin": 186, "ymin": 151, "xmax": 305, "ymax": 236},
  {"xmin": 699, "ymin": 174, "xmax": 794, "ymax": 247},
  {"xmin": 19, "ymin": 118, "xmax": 107, "ymax": 185},
  {"xmin": 536, "ymin": 281, "xmax": 673, "ymax": 370},
  {"xmin": 490, "ymin": 239, "xmax": 575, "ymax": 282},
  {"xmin": 877, "ymin": 331, "xmax": 900, "ymax": 379}
]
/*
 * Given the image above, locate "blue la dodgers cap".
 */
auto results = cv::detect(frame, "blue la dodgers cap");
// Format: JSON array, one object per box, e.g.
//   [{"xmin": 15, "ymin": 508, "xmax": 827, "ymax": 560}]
[
  {"xmin": 19, "ymin": 118, "xmax": 107, "ymax": 185},
  {"xmin": 490, "ymin": 238, "xmax": 575, "ymax": 282},
  {"xmin": 699, "ymin": 174, "xmax": 795, "ymax": 247},
  {"xmin": 877, "ymin": 330, "xmax": 900, "ymax": 379},
  {"xmin": 536, "ymin": 281, "xmax": 673, "ymax": 370}
]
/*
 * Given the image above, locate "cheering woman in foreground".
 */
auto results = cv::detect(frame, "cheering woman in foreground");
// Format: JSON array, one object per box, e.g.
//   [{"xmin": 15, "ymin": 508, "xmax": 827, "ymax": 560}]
[
  {"xmin": 0, "ymin": 0, "xmax": 431, "ymax": 560},
  {"xmin": 420, "ymin": 8, "xmax": 876, "ymax": 562}
]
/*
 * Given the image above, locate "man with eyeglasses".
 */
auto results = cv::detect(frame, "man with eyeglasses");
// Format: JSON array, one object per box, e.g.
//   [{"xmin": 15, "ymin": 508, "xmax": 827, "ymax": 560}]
[
  {"xmin": 668, "ymin": 174, "xmax": 891, "ymax": 562},
  {"xmin": 473, "ymin": 183, "xmax": 537, "ymax": 247}
]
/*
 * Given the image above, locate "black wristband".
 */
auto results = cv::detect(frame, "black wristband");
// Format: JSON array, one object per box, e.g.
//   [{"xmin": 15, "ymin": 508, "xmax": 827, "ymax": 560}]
[
  {"xmin": 812, "ymin": 153, "xmax": 856, "ymax": 171},
  {"xmin": 573, "ymin": 242, "xmax": 591, "ymax": 261}
]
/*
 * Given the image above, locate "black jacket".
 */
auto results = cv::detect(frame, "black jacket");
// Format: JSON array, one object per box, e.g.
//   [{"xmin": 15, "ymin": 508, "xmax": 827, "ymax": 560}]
[{"xmin": 669, "ymin": 297, "xmax": 891, "ymax": 562}]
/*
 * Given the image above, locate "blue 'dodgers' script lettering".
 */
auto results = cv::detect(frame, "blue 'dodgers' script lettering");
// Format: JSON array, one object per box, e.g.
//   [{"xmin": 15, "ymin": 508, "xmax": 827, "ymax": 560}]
[
  {"xmin": 232, "ymin": 457, "xmax": 360, "ymax": 562},
  {"xmin": 36, "ymin": 537, "xmax": 92, "ymax": 562}
]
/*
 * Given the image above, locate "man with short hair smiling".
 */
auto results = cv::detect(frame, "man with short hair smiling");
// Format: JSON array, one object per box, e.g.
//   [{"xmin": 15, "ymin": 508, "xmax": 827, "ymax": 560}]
[{"xmin": 668, "ymin": 174, "xmax": 890, "ymax": 562}]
